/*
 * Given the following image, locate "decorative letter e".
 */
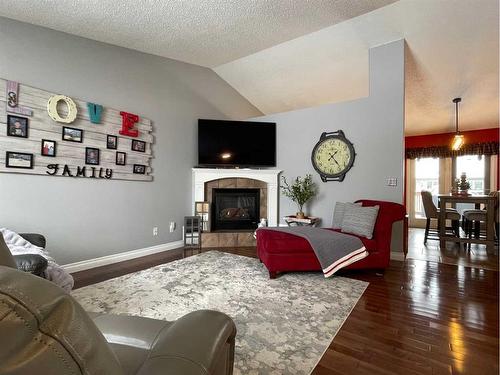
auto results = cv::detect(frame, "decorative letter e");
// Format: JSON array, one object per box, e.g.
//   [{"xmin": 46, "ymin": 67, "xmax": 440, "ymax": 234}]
[{"xmin": 119, "ymin": 111, "xmax": 139, "ymax": 137}]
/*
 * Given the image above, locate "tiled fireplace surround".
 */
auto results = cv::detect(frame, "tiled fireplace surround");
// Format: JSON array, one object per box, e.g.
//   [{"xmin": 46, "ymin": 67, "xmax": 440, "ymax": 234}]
[{"xmin": 192, "ymin": 168, "xmax": 281, "ymax": 248}]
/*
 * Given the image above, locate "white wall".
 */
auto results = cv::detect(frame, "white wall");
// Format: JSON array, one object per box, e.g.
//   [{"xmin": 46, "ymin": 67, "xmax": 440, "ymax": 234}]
[
  {"xmin": 0, "ymin": 17, "xmax": 261, "ymax": 264},
  {"xmin": 253, "ymin": 40, "xmax": 405, "ymax": 250}
]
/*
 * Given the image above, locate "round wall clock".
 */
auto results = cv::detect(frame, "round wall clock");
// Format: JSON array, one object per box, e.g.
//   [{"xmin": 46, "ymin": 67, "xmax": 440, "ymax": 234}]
[{"xmin": 311, "ymin": 130, "xmax": 356, "ymax": 182}]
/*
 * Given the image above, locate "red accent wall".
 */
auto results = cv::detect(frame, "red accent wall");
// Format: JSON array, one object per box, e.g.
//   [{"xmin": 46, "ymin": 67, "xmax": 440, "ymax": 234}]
[
  {"xmin": 405, "ymin": 127, "xmax": 499, "ymax": 193},
  {"xmin": 405, "ymin": 128, "xmax": 499, "ymax": 149}
]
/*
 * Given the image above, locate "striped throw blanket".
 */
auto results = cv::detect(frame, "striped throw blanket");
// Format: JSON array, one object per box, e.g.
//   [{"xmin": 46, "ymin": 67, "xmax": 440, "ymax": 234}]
[{"xmin": 260, "ymin": 227, "xmax": 368, "ymax": 277}]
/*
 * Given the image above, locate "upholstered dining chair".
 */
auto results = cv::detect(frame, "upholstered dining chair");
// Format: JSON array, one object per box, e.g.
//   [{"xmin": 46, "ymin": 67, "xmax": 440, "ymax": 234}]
[
  {"xmin": 463, "ymin": 191, "xmax": 499, "ymax": 242},
  {"xmin": 421, "ymin": 190, "xmax": 460, "ymax": 244}
]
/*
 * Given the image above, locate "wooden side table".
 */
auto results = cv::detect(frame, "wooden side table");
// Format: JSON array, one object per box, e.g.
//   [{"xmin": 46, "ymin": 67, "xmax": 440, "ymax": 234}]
[{"xmin": 284, "ymin": 216, "xmax": 320, "ymax": 227}]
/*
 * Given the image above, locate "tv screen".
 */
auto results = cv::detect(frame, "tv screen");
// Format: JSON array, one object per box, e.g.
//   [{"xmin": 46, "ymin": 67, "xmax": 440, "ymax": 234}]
[{"xmin": 198, "ymin": 119, "xmax": 276, "ymax": 167}]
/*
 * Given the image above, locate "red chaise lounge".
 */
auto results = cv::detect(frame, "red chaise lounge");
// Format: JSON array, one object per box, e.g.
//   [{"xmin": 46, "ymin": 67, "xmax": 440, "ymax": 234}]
[{"xmin": 256, "ymin": 199, "xmax": 406, "ymax": 278}]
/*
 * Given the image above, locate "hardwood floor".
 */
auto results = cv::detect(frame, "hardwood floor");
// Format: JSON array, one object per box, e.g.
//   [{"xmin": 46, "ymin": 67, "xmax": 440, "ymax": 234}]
[
  {"xmin": 72, "ymin": 241, "xmax": 499, "ymax": 375},
  {"xmin": 313, "ymin": 260, "xmax": 498, "ymax": 375},
  {"xmin": 407, "ymin": 228, "xmax": 498, "ymax": 271}
]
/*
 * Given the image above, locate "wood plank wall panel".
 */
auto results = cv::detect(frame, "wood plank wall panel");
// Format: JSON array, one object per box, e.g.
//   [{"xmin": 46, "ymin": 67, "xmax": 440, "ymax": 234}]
[{"xmin": 0, "ymin": 78, "xmax": 154, "ymax": 181}]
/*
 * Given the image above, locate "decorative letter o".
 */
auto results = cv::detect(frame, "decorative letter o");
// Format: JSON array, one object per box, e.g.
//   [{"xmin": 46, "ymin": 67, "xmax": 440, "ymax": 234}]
[{"xmin": 47, "ymin": 95, "xmax": 78, "ymax": 123}]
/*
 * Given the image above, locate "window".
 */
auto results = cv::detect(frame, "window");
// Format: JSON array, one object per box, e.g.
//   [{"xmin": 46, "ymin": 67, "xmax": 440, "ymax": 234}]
[
  {"xmin": 414, "ymin": 157, "xmax": 439, "ymax": 219},
  {"xmin": 455, "ymin": 155, "xmax": 487, "ymax": 213},
  {"xmin": 407, "ymin": 153, "xmax": 495, "ymax": 227},
  {"xmin": 455, "ymin": 155, "xmax": 485, "ymax": 195}
]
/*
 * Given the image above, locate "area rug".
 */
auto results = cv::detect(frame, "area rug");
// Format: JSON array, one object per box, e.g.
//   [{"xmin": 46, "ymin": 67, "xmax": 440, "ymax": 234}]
[{"xmin": 72, "ymin": 251, "xmax": 368, "ymax": 374}]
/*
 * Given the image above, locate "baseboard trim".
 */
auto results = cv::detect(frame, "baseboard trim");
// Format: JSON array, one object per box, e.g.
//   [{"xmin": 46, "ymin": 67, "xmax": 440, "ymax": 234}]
[
  {"xmin": 62, "ymin": 240, "xmax": 184, "ymax": 274},
  {"xmin": 390, "ymin": 251, "xmax": 405, "ymax": 261}
]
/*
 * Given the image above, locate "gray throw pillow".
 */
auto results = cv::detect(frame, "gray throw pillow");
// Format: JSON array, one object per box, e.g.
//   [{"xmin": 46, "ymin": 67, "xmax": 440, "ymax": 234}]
[
  {"xmin": 341, "ymin": 205, "xmax": 380, "ymax": 239},
  {"xmin": 332, "ymin": 202, "xmax": 362, "ymax": 229}
]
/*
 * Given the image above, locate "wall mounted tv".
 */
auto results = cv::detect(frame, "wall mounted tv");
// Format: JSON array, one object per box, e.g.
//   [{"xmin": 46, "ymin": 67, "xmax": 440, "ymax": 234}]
[{"xmin": 198, "ymin": 119, "xmax": 276, "ymax": 167}]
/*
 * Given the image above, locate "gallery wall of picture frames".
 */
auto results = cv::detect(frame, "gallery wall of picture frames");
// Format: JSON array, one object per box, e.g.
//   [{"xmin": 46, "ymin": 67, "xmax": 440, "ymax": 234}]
[{"xmin": 1, "ymin": 78, "xmax": 154, "ymax": 181}]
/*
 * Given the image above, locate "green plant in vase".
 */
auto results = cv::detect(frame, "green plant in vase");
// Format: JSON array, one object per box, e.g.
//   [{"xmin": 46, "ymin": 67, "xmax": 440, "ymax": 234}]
[{"xmin": 281, "ymin": 174, "xmax": 318, "ymax": 219}]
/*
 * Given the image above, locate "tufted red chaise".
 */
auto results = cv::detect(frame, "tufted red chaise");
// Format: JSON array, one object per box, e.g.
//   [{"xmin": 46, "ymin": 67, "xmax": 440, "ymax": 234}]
[{"xmin": 256, "ymin": 200, "xmax": 406, "ymax": 278}]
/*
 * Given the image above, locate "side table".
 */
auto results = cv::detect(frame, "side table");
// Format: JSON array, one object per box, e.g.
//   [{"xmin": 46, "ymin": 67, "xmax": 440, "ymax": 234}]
[{"xmin": 283, "ymin": 216, "xmax": 320, "ymax": 227}]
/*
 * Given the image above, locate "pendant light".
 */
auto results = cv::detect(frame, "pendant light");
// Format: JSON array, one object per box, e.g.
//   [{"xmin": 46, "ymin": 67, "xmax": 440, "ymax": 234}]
[{"xmin": 451, "ymin": 97, "xmax": 464, "ymax": 151}]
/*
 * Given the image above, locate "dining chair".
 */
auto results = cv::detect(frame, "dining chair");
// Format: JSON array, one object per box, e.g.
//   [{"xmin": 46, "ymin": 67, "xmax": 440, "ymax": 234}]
[
  {"xmin": 463, "ymin": 191, "xmax": 499, "ymax": 242},
  {"xmin": 421, "ymin": 190, "xmax": 460, "ymax": 244}
]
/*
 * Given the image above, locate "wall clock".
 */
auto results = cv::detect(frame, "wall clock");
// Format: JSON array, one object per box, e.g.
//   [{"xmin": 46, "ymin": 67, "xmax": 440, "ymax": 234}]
[{"xmin": 311, "ymin": 130, "xmax": 356, "ymax": 182}]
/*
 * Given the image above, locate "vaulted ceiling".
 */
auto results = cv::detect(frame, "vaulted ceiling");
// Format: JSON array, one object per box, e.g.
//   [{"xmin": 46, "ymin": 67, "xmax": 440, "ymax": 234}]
[
  {"xmin": 0, "ymin": 0, "xmax": 497, "ymax": 135},
  {"xmin": 214, "ymin": 0, "xmax": 499, "ymax": 135},
  {"xmin": 0, "ymin": 0, "xmax": 396, "ymax": 67}
]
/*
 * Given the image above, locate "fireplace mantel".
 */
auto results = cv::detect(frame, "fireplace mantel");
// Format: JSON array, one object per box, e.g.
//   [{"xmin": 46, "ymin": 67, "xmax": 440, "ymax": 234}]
[{"xmin": 192, "ymin": 168, "xmax": 282, "ymax": 227}]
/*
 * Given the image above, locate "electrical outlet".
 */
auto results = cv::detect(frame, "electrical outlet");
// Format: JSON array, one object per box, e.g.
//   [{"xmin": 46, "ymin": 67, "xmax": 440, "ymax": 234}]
[
  {"xmin": 169, "ymin": 222, "xmax": 176, "ymax": 233},
  {"xmin": 153, "ymin": 227, "xmax": 158, "ymax": 236}
]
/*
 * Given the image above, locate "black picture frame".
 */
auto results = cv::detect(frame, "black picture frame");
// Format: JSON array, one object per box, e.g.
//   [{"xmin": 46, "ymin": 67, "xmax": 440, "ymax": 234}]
[
  {"xmin": 5, "ymin": 151, "xmax": 33, "ymax": 169},
  {"xmin": 116, "ymin": 151, "xmax": 126, "ymax": 166},
  {"xmin": 107, "ymin": 135, "xmax": 118, "ymax": 150},
  {"xmin": 131, "ymin": 139, "xmax": 146, "ymax": 153},
  {"xmin": 7, "ymin": 115, "xmax": 28, "ymax": 138},
  {"xmin": 62, "ymin": 126, "xmax": 83, "ymax": 143},
  {"xmin": 85, "ymin": 147, "xmax": 100, "ymax": 165},
  {"xmin": 41, "ymin": 139, "xmax": 56, "ymax": 157},
  {"xmin": 133, "ymin": 164, "xmax": 146, "ymax": 174}
]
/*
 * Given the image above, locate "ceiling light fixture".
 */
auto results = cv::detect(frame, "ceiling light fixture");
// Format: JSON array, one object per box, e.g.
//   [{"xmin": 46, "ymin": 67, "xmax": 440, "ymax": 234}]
[
  {"xmin": 221, "ymin": 153, "xmax": 232, "ymax": 159},
  {"xmin": 451, "ymin": 97, "xmax": 464, "ymax": 151}
]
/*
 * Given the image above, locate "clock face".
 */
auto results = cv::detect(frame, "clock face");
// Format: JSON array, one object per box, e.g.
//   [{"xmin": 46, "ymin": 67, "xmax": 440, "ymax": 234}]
[{"xmin": 311, "ymin": 136, "xmax": 355, "ymax": 179}]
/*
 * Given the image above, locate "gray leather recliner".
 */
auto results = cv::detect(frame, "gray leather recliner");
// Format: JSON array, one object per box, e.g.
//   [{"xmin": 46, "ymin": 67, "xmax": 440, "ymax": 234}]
[
  {"xmin": 2, "ymin": 232, "xmax": 48, "ymax": 276},
  {"xmin": 0, "ymin": 235, "xmax": 237, "ymax": 374}
]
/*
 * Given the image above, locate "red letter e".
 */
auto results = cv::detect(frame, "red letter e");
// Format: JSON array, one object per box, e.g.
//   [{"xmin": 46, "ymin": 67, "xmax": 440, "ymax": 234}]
[{"xmin": 119, "ymin": 111, "xmax": 139, "ymax": 137}]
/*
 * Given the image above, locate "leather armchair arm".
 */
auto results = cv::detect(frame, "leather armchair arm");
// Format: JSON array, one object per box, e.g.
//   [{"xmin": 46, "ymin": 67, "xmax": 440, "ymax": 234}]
[
  {"xmin": 18, "ymin": 233, "xmax": 46, "ymax": 248},
  {"xmin": 13, "ymin": 254, "xmax": 48, "ymax": 276},
  {"xmin": 137, "ymin": 310, "xmax": 236, "ymax": 375}
]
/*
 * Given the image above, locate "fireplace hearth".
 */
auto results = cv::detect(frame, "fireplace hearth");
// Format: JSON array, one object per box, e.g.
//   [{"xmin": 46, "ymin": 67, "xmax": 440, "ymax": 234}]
[{"xmin": 212, "ymin": 188, "xmax": 260, "ymax": 231}]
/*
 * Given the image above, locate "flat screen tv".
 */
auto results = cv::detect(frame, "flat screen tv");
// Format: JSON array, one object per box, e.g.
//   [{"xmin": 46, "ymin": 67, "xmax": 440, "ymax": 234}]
[{"xmin": 198, "ymin": 119, "xmax": 276, "ymax": 167}]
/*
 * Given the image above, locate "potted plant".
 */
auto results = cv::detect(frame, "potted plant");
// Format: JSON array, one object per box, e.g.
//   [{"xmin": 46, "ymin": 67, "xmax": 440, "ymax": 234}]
[
  {"xmin": 458, "ymin": 173, "xmax": 471, "ymax": 196},
  {"xmin": 280, "ymin": 174, "xmax": 318, "ymax": 219}
]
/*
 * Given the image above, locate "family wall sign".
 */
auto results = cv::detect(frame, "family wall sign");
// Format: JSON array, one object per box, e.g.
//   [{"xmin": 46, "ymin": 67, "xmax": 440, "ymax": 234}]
[{"xmin": 1, "ymin": 78, "xmax": 153, "ymax": 181}]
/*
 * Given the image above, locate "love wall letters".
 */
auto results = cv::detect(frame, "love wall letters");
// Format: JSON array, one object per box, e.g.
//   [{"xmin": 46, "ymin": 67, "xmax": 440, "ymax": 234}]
[{"xmin": 1, "ymin": 78, "xmax": 153, "ymax": 181}]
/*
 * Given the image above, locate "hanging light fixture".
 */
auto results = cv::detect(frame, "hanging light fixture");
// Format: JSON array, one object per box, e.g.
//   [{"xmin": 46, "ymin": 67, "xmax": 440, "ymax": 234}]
[{"xmin": 451, "ymin": 97, "xmax": 464, "ymax": 151}]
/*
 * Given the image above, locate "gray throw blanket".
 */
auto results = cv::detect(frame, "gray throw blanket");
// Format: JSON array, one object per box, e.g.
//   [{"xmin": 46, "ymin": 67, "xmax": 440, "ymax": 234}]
[{"xmin": 261, "ymin": 227, "xmax": 368, "ymax": 277}]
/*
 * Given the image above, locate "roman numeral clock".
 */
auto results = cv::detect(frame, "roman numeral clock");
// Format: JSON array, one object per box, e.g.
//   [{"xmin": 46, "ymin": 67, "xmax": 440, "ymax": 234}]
[{"xmin": 311, "ymin": 130, "xmax": 356, "ymax": 182}]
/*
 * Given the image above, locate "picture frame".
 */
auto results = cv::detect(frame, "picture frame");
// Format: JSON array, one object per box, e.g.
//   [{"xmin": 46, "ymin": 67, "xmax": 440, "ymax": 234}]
[
  {"xmin": 85, "ymin": 147, "xmax": 100, "ymax": 165},
  {"xmin": 116, "ymin": 151, "xmax": 126, "ymax": 166},
  {"xmin": 41, "ymin": 139, "xmax": 56, "ymax": 157},
  {"xmin": 131, "ymin": 139, "xmax": 146, "ymax": 153},
  {"xmin": 62, "ymin": 126, "xmax": 83, "ymax": 143},
  {"xmin": 5, "ymin": 151, "xmax": 33, "ymax": 169},
  {"xmin": 107, "ymin": 135, "xmax": 118, "ymax": 150},
  {"xmin": 7, "ymin": 115, "xmax": 28, "ymax": 138},
  {"xmin": 133, "ymin": 164, "xmax": 146, "ymax": 174}
]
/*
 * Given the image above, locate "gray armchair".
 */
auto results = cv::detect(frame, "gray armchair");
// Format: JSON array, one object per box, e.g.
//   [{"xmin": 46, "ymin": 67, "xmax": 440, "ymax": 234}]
[{"xmin": 0, "ymin": 235, "xmax": 237, "ymax": 375}]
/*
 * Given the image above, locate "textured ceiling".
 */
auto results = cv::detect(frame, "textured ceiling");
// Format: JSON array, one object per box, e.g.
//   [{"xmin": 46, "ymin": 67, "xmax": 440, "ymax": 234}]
[
  {"xmin": 215, "ymin": 0, "xmax": 499, "ymax": 135},
  {"xmin": 0, "ymin": 0, "xmax": 497, "ymax": 135},
  {"xmin": 0, "ymin": 0, "xmax": 396, "ymax": 67}
]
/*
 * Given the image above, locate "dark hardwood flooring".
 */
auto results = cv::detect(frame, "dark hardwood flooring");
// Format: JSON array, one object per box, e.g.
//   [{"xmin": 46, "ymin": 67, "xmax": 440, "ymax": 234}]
[
  {"xmin": 72, "ymin": 240, "xmax": 499, "ymax": 375},
  {"xmin": 407, "ymin": 228, "xmax": 498, "ymax": 271}
]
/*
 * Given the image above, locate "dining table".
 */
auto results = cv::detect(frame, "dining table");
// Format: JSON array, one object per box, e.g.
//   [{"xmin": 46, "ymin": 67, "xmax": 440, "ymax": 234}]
[{"xmin": 438, "ymin": 194, "xmax": 496, "ymax": 252}]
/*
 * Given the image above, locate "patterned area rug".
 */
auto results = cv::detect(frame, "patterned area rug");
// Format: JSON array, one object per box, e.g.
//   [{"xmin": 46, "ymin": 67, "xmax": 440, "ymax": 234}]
[{"xmin": 72, "ymin": 251, "xmax": 368, "ymax": 374}]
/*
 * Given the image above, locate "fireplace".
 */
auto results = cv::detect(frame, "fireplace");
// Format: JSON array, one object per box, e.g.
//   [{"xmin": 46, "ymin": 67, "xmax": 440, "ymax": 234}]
[{"xmin": 212, "ymin": 188, "xmax": 260, "ymax": 231}]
